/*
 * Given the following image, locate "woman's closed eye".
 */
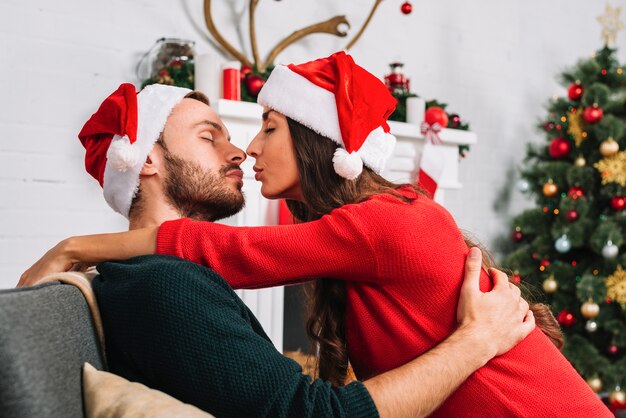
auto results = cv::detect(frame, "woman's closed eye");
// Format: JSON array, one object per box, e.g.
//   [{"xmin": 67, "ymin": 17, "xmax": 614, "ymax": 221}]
[
  {"xmin": 264, "ymin": 127, "xmax": 275, "ymax": 134},
  {"xmin": 201, "ymin": 135, "xmax": 214, "ymax": 142}
]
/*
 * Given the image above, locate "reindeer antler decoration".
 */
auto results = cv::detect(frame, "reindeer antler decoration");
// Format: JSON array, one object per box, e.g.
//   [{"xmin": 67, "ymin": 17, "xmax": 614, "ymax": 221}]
[{"xmin": 203, "ymin": 0, "xmax": 384, "ymax": 72}]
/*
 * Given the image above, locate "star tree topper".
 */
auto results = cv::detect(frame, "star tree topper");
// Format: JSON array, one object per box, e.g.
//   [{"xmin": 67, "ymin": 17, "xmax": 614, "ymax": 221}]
[{"xmin": 597, "ymin": 4, "xmax": 624, "ymax": 46}]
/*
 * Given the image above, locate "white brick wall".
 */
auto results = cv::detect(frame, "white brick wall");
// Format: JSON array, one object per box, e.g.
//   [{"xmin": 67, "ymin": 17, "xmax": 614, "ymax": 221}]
[{"xmin": 1, "ymin": 0, "xmax": 625, "ymax": 288}]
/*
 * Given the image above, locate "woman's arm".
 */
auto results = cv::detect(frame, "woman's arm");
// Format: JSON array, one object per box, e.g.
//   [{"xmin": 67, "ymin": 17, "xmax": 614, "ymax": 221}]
[
  {"xmin": 156, "ymin": 212, "xmax": 380, "ymax": 289},
  {"xmin": 18, "ymin": 204, "xmax": 374, "ymax": 289},
  {"xmin": 18, "ymin": 227, "xmax": 158, "ymax": 287}
]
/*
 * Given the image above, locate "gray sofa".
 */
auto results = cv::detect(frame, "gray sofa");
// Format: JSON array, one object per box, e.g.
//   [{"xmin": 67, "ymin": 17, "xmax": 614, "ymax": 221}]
[{"xmin": 0, "ymin": 282, "xmax": 104, "ymax": 418}]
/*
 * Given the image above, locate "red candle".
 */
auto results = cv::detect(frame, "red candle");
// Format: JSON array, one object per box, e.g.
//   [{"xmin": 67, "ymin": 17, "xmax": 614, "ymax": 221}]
[{"xmin": 222, "ymin": 66, "xmax": 241, "ymax": 100}]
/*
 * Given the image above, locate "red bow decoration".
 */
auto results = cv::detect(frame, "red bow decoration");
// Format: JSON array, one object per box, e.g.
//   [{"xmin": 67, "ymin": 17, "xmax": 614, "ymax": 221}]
[{"xmin": 420, "ymin": 122, "xmax": 443, "ymax": 145}]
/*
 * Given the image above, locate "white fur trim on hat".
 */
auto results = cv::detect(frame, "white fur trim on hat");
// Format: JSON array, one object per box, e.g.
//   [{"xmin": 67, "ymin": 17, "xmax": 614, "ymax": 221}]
[
  {"xmin": 257, "ymin": 65, "xmax": 344, "ymax": 147},
  {"xmin": 103, "ymin": 84, "xmax": 191, "ymax": 218},
  {"xmin": 333, "ymin": 148, "xmax": 364, "ymax": 180}
]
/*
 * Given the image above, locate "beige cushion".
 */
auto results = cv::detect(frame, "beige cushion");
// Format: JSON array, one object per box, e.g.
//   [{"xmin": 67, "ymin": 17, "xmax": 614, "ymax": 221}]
[{"xmin": 83, "ymin": 363, "xmax": 214, "ymax": 418}]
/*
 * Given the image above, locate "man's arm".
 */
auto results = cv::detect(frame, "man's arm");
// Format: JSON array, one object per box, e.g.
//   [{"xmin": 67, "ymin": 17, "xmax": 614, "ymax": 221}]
[
  {"xmin": 364, "ymin": 247, "xmax": 534, "ymax": 418},
  {"xmin": 91, "ymin": 248, "xmax": 529, "ymax": 418}
]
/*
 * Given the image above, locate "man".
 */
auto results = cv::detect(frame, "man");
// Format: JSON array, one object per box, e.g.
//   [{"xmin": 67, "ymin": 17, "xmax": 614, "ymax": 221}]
[{"xmin": 20, "ymin": 83, "xmax": 533, "ymax": 417}]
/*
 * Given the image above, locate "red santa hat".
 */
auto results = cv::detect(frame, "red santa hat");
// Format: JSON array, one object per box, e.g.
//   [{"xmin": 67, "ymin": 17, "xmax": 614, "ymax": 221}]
[
  {"xmin": 78, "ymin": 83, "xmax": 191, "ymax": 218},
  {"xmin": 257, "ymin": 51, "xmax": 397, "ymax": 180}
]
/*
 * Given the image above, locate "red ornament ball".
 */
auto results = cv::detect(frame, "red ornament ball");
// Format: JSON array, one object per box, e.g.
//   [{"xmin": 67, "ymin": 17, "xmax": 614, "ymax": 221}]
[
  {"xmin": 245, "ymin": 74, "xmax": 265, "ymax": 96},
  {"xmin": 567, "ymin": 186, "xmax": 584, "ymax": 199},
  {"xmin": 240, "ymin": 66, "xmax": 252, "ymax": 80},
  {"xmin": 565, "ymin": 210, "xmax": 579, "ymax": 222},
  {"xmin": 549, "ymin": 137, "xmax": 571, "ymax": 159},
  {"xmin": 424, "ymin": 107, "xmax": 449, "ymax": 128},
  {"xmin": 511, "ymin": 274, "xmax": 521, "ymax": 284},
  {"xmin": 567, "ymin": 83, "xmax": 584, "ymax": 101},
  {"xmin": 583, "ymin": 105, "xmax": 603, "ymax": 124},
  {"xmin": 611, "ymin": 196, "xmax": 626, "ymax": 211},
  {"xmin": 608, "ymin": 344, "xmax": 619, "ymax": 355},
  {"xmin": 557, "ymin": 310, "xmax": 576, "ymax": 327},
  {"xmin": 543, "ymin": 121, "xmax": 555, "ymax": 132},
  {"xmin": 540, "ymin": 259, "xmax": 551, "ymax": 268},
  {"xmin": 512, "ymin": 231, "xmax": 524, "ymax": 243},
  {"xmin": 400, "ymin": 1, "xmax": 413, "ymax": 14}
]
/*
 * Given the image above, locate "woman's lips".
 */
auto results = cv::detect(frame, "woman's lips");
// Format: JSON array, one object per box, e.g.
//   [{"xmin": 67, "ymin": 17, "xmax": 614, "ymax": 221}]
[{"xmin": 253, "ymin": 166, "xmax": 263, "ymax": 181}]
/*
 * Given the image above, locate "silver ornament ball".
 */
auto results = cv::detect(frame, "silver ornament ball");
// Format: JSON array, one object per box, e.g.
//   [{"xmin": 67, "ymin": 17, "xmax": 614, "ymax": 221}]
[
  {"xmin": 585, "ymin": 320, "xmax": 598, "ymax": 333},
  {"xmin": 517, "ymin": 179, "xmax": 530, "ymax": 193},
  {"xmin": 602, "ymin": 241, "xmax": 619, "ymax": 259},
  {"xmin": 555, "ymin": 235, "xmax": 571, "ymax": 254}
]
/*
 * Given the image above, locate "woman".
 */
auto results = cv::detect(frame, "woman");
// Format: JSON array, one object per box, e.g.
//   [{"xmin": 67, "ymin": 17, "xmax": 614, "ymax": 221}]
[{"xmin": 22, "ymin": 52, "xmax": 610, "ymax": 416}]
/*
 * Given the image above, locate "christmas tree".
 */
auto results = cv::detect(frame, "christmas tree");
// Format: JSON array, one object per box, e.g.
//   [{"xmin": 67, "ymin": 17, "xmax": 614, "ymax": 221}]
[{"xmin": 503, "ymin": 5, "xmax": 626, "ymax": 410}]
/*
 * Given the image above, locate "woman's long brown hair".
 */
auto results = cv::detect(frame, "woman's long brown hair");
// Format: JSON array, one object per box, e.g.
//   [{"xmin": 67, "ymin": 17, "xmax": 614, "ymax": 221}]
[{"xmin": 284, "ymin": 117, "xmax": 563, "ymax": 387}]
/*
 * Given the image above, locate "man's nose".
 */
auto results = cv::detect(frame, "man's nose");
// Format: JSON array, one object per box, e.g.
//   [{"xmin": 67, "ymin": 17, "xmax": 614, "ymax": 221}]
[{"xmin": 227, "ymin": 143, "xmax": 246, "ymax": 165}]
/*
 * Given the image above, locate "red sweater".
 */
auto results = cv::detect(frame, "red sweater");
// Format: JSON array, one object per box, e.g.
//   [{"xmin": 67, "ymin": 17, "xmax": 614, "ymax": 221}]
[{"xmin": 157, "ymin": 189, "xmax": 611, "ymax": 417}]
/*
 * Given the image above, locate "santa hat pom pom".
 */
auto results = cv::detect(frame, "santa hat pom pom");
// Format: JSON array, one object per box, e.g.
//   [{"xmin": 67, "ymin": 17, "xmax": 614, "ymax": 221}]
[
  {"xmin": 332, "ymin": 148, "xmax": 363, "ymax": 180},
  {"xmin": 106, "ymin": 136, "xmax": 140, "ymax": 172}
]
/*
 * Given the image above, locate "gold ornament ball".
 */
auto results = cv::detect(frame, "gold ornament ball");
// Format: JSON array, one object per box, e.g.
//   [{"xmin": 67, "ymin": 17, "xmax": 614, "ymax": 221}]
[
  {"xmin": 575, "ymin": 156, "xmax": 586, "ymax": 167},
  {"xmin": 609, "ymin": 389, "xmax": 626, "ymax": 404},
  {"xmin": 600, "ymin": 138, "xmax": 619, "ymax": 157},
  {"xmin": 580, "ymin": 301, "xmax": 600, "ymax": 319},
  {"xmin": 543, "ymin": 276, "xmax": 558, "ymax": 293},
  {"xmin": 543, "ymin": 182, "xmax": 558, "ymax": 197},
  {"xmin": 586, "ymin": 376, "xmax": 603, "ymax": 393}
]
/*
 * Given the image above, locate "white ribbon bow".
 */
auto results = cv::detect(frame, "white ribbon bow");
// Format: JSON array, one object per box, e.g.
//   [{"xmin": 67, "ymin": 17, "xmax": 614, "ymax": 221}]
[{"xmin": 420, "ymin": 122, "xmax": 443, "ymax": 145}]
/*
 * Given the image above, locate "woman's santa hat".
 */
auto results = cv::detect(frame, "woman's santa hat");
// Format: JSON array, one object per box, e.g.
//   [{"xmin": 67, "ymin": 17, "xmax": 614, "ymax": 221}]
[
  {"xmin": 257, "ymin": 51, "xmax": 397, "ymax": 180},
  {"xmin": 78, "ymin": 83, "xmax": 191, "ymax": 218}
]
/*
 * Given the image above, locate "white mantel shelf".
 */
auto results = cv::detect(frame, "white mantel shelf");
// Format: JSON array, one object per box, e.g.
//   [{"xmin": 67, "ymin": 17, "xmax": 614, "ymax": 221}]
[
  {"xmin": 214, "ymin": 99, "xmax": 478, "ymax": 351},
  {"xmin": 387, "ymin": 120, "xmax": 477, "ymax": 146}
]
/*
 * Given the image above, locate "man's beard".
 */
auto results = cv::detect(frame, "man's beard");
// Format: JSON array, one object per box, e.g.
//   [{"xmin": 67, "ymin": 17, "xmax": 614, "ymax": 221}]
[{"xmin": 162, "ymin": 150, "xmax": 245, "ymax": 222}]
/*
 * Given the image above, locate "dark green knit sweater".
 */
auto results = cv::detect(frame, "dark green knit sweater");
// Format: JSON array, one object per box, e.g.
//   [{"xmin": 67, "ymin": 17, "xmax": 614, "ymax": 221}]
[{"xmin": 92, "ymin": 255, "xmax": 378, "ymax": 418}]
